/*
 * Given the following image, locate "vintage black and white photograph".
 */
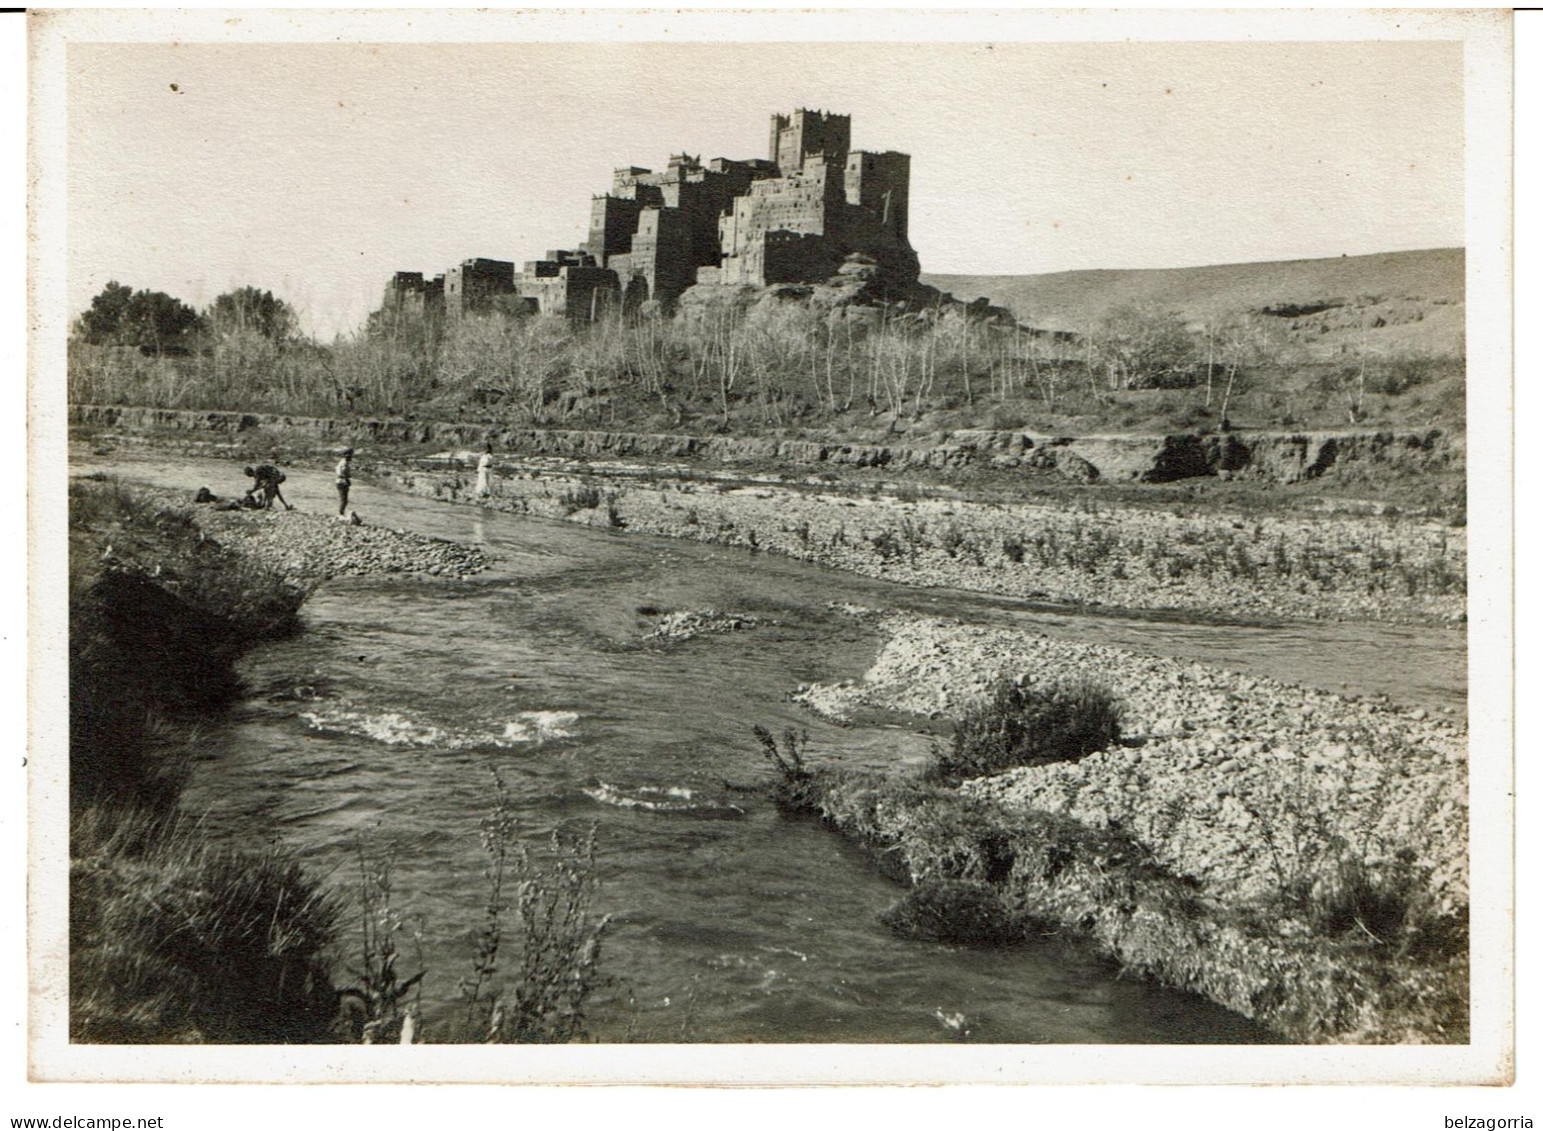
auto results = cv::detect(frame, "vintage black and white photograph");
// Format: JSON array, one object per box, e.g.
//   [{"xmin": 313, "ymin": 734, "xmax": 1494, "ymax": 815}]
[{"xmin": 26, "ymin": 7, "xmax": 1513, "ymax": 1087}]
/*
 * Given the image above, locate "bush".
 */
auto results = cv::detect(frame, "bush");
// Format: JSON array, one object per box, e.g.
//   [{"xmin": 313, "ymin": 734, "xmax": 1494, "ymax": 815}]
[
  {"xmin": 561, "ymin": 485, "xmax": 603, "ymax": 513},
  {"xmin": 755, "ymin": 726, "xmax": 822, "ymax": 812},
  {"xmin": 928, "ymin": 677, "xmax": 1123, "ymax": 784},
  {"xmin": 880, "ymin": 878, "xmax": 1023, "ymax": 945},
  {"xmin": 70, "ymin": 807, "xmax": 340, "ymax": 1043}
]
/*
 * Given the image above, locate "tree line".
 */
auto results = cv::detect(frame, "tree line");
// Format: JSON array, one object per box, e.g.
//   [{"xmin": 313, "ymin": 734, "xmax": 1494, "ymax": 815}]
[
  {"xmin": 75, "ymin": 281, "xmax": 301, "ymax": 355},
  {"xmin": 68, "ymin": 279, "xmax": 1454, "ymax": 433}
]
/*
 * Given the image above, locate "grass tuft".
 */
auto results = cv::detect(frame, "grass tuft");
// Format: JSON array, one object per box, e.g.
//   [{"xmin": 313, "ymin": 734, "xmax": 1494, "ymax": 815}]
[{"xmin": 70, "ymin": 806, "xmax": 341, "ymax": 1044}]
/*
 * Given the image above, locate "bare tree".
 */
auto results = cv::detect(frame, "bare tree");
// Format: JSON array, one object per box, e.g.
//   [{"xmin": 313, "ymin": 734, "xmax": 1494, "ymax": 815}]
[{"xmin": 1094, "ymin": 304, "xmax": 1196, "ymax": 391}]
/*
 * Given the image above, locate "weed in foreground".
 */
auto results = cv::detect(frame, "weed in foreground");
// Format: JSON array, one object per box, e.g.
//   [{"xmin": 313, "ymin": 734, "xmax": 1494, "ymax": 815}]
[
  {"xmin": 338, "ymin": 841, "xmax": 426, "ymax": 1044},
  {"xmin": 70, "ymin": 805, "xmax": 340, "ymax": 1044},
  {"xmin": 455, "ymin": 772, "xmax": 612, "ymax": 1044}
]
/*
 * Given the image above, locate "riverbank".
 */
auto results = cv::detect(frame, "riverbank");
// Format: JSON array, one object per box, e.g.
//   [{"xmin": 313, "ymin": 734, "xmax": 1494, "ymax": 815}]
[
  {"xmin": 785, "ymin": 611, "xmax": 1468, "ymax": 1043},
  {"xmin": 68, "ymin": 478, "xmax": 340, "ymax": 1042},
  {"xmin": 392, "ymin": 459, "xmax": 1462, "ymax": 625},
  {"xmin": 66, "ymin": 479, "xmax": 604, "ymax": 1044},
  {"xmin": 68, "ymin": 404, "xmax": 1462, "ymax": 494},
  {"xmin": 71, "ymin": 406, "xmax": 1466, "ymax": 626}
]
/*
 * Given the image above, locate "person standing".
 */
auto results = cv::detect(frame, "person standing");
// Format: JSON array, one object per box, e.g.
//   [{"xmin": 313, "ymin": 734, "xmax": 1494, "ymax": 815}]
[
  {"xmin": 335, "ymin": 448, "xmax": 354, "ymax": 518},
  {"xmin": 475, "ymin": 443, "xmax": 494, "ymax": 500}
]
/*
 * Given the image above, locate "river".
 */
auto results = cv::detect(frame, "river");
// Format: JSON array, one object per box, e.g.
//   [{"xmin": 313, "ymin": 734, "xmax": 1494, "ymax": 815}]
[{"xmin": 72, "ymin": 451, "xmax": 1465, "ymax": 1043}]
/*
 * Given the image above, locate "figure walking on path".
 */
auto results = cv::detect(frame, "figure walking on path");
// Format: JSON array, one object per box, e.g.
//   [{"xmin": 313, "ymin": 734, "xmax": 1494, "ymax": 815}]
[
  {"xmin": 475, "ymin": 443, "xmax": 494, "ymax": 500},
  {"xmin": 335, "ymin": 448, "xmax": 354, "ymax": 518},
  {"xmin": 243, "ymin": 463, "xmax": 294, "ymax": 510}
]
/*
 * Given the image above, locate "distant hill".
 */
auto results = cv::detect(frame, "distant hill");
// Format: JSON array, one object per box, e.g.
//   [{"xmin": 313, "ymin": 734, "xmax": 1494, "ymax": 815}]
[{"xmin": 923, "ymin": 248, "xmax": 1465, "ymax": 358}]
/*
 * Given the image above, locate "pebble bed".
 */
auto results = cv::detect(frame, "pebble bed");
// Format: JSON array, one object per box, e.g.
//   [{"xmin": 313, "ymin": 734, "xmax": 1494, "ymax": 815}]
[
  {"xmin": 191, "ymin": 504, "xmax": 488, "ymax": 582},
  {"xmin": 398, "ymin": 462, "xmax": 1465, "ymax": 625},
  {"xmin": 640, "ymin": 609, "xmax": 772, "ymax": 642},
  {"xmin": 793, "ymin": 614, "xmax": 1467, "ymax": 918}
]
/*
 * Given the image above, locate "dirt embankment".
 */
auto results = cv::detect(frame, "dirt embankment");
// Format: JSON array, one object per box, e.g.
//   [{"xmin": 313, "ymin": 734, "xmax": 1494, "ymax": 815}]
[
  {"xmin": 70, "ymin": 404, "xmax": 1459, "ymax": 487},
  {"xmin": 789, "ymin": 612, "xmax": 1468, "ymax": 1044}
]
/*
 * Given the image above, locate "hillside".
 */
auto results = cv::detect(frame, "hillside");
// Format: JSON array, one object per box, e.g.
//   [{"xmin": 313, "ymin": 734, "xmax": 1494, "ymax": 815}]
[{"xmin": 923, "ymin": 248, "xmax": 1465, "ymax": 359}]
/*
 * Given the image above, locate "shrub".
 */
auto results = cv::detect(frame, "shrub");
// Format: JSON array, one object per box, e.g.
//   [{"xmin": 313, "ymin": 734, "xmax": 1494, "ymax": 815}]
[
  {"xmin": 928, "ymin": 677, "xmax": 1123, "ymax": 784},
  {"xmin": 1369, "ymin": 352, "xmax": 1443, "ymax": 396},
  {"xmin": 604, "ymin": 492, "xmax": 626, "ymax": 528},
  {"xmin": 561, "ymin": 484, "xmax": 603, "ymax": 513},
  {"xmin": 868, "ymin": 528, "xmax": 902, "ymax": 561},
  {"xmin": 755, "ymin": 725, "xmax": 821, "ymax": 812},
  {"xmin": 70, "ymin": 807, "xmax": 340, "ymax": 1044},
  {"xmin": 880, "ymin": 878, "xmax": 1023, "ymax": 945}
]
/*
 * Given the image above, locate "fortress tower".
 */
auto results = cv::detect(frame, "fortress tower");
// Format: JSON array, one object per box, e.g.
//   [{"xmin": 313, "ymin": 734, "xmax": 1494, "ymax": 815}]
[
  {"xmin": 717, "ymin": 110, "xmax": 918, "ymax": 289},
  {"xmin": 380, "ymin": 108, "xmax": 919, "ymax": 320},
  {"xmin": 769, "ymin": 109, "xmax": 851, "ymax": 174}
]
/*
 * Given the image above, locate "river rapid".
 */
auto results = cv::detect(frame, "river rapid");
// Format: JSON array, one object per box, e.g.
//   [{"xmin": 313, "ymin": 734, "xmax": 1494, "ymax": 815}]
[{"xmin": 71, "ymin": 452, "xmax": 1465, "ymax": 1043}]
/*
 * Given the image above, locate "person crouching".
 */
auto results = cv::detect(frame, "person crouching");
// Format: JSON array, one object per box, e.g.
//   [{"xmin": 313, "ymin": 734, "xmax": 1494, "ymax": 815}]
[{"xmin": 243, "ymin": 463, "xmax": 294, "ymax": 510}]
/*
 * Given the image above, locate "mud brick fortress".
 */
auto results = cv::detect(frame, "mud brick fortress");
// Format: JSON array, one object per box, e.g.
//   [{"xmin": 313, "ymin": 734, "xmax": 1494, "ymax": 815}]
[{"xmin": 379, "ymin": 110, "xmax": 918, "ymax": 323}]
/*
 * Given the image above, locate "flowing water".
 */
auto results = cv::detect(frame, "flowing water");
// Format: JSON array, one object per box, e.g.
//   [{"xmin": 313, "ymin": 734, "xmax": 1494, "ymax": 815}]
[{"xmin": 73, "ymin": 452, "xmax": 1465, "ymax": 1043}]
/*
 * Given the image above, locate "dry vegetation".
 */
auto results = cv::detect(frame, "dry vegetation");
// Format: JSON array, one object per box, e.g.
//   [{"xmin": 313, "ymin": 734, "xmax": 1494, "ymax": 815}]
[{"xmin": 69, "ymin": 250, "xmax": 1464, "ymax": 440}]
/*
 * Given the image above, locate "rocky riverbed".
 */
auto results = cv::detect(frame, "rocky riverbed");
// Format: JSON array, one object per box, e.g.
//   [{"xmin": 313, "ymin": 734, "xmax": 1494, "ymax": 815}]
[
  {"xmin": 640, "ymin": 608, "xmax": 773, "ymax": 643},
  {"xmin": 794, "ymin": 613, "xmax": 1467, "ymax": 915},
  {"xmin": 394, "ymin": 459, "xmax": 1465, "ymax": 625},
  {"xmin": 175, "ymin": 493, "xmax": 489, "ymax": 582},
  {"xmin": 788, "ymin": 612, "xmax": 1468, "ymax": 1043}
]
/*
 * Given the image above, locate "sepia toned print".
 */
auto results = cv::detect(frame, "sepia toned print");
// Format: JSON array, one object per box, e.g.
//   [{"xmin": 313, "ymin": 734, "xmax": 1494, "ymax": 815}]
[{"xmin": 28, "ymin": 9, "xmax": 1512, "ymax": 1085}]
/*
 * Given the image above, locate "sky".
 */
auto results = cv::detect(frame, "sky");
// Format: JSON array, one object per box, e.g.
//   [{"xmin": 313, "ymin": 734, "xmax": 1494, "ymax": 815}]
[{"xmin": 66, "ymin": 37, "xmax": 1466, "ymax": 339}]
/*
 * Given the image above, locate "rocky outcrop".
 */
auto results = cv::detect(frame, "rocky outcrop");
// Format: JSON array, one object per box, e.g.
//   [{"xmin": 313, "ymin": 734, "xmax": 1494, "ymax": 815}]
[{"xmin": 70, "ymin": 404, "xmax": 1460, "ymax": 486}]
